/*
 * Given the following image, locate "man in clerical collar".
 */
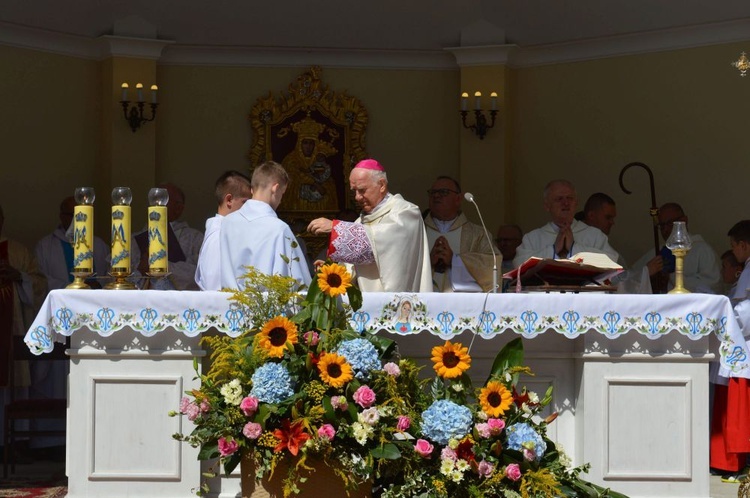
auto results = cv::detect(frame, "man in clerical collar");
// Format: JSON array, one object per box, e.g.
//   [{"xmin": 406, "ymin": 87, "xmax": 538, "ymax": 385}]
[
  {"xmin": 423, "ymin": 176, "xmax": 494, "ymax": 292},
  {"xmin": 307, "ymin": 159, "xmax": 432, "ymax": 292},
  {"xmin": 513, "ymin": 179, "xmax": 620, "ymax": 267}
]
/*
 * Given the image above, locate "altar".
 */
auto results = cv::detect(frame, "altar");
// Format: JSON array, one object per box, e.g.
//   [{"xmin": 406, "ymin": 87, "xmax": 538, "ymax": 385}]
[{"xmin": 25, "ymin": 289, "xmax": 750, "ymax": 498}]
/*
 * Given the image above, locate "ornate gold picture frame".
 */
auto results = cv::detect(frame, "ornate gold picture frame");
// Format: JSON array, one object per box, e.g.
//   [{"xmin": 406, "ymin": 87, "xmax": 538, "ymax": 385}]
[{"xmin": 249, "ymin": 66, "xmax": 369, "ymax": 232}]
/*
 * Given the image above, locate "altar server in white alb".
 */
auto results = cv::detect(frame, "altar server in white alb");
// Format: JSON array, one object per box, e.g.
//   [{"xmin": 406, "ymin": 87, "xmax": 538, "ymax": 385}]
[
  {"xmin": 220, "ymin": 161, "xmax": 311, "ymax": 289},
  {"xmin": 423, "ymin": 176, "xmax": 495, "ymax": 292},
  {"xmin": 307, "ymin": 159, "xmax": 432, "ymax": 292},
  {"xmin": 513, "ymin": 179, "xmax": 620, "ymax": 267},
  {"xmin": 195, "ymin": 171, "xmax": 252, "ymax": 291}
]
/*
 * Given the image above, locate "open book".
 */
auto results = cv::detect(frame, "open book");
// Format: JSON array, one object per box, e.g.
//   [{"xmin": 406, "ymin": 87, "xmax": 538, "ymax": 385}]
[{"xmin": 503, "ymin": 252, "xmax": 623, "ymax": 289}]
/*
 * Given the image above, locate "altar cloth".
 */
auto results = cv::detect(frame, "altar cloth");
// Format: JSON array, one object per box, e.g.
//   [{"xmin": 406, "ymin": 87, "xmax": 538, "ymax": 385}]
[{"xmin": 24, "ymin": 289, "xmax": 750, "ymax": 377}]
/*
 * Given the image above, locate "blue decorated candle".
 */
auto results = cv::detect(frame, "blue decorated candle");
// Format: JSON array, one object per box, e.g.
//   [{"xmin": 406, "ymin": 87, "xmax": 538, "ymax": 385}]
[
  {"xmin": 73, "ymin": 187, "xmax": 95, "ymax": 273},
  {"xmin": 110, "ymin": 187, "xmax": 132, "ymax": 273}
]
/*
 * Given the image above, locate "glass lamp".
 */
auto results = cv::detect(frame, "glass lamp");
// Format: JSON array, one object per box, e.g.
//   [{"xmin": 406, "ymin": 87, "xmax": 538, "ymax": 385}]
[
  {"xmin": 147, "ymin": 188, "xmax": 169, "ymax": 275},
  {"xmin": 67, "ymin": 187, "xmax": 96, "ymax": 289},
  {"xmin": 666, "ymin": 221, "xmax": 692, "ymax": 294}
]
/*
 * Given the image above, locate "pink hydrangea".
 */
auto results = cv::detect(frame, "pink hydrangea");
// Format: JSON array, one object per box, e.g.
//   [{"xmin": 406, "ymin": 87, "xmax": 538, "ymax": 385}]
[
  {"xmin": 243, "ymin": 422, "xmax": 262, "ymax": 440},
  {"xmin": 414, "ymin": 439, "xmax": 434, "ymax": 458},
  {"xmin": 304, "ymin": 331, "xmax": 319, "ymax": 346},
  {"xmin": 240, "ymin": 396, "xmax": 259, "ymax": 417},
  {"xmin": 505, "ymin": 463, "xmax": 521, "ymax": 481},
  {"xmin": 383, "ymin": 362, "xmax": 400, "ymax": 377},
  {"xmin": 331, "ymin": 395, "xmax": 348, "ymax": 411},
  {"xmin": 318, "ymin": 424, "xmax": 336, "ymax": 440},
  {"xmin": 179, "ymin": 397, "xmax": 191, "ymax": 414},
  {"xmin": 475, "ymin": 422, "xmax": 491, "ymax": 439},
  {"xmin": 478, "ymin": 460, "xmax": 495, "ymax": 478},
  {"xmin": 185, "ymin": 402, "xmax": 200, "ymax": 421},
  {"xmin": 441, "ymin": 446, "xmax": 457, "ymax": 462},
  {"xmin": 353, "ymin": 385, "xmax": 376, "ymax": 408},
  {"xmin": 396, "ymin": 415, "xmax": 411, "ymax": 431},
  {"xmin": 218, "ymin": 437, "xmax": 239, "ymax": 457}
]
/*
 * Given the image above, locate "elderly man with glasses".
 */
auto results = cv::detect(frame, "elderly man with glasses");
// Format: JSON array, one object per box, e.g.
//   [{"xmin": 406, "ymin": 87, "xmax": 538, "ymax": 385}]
[
  {"xmin": 630, "ymin": 202, "xmax": 720, "ymax": 293},
  {"xmin": 423, "ymin": 176, "xmax": 495, "ymax": 292}
]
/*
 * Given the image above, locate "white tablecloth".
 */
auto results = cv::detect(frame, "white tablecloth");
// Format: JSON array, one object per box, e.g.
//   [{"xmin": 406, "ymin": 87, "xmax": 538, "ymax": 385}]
[{"xmin": 24, "ymin": 289, "xmax": 750, "ymax": 377}]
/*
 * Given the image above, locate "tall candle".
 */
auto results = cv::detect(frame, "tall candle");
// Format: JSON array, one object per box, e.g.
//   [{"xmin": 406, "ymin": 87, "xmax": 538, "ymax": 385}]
[
  {"xmin": 72, "ymin": 187, "xmax": 95, "ymax": 273},
  {"xmin": 121, "ymin": 83, "xmax": 129, "ymax": 102},
  {"xmin": 460, "ymin": 92, "xmax": 469, "ymax": 111},
  {"xmin": 150, "ymin": 85, "xmax": 158, "ymax": 104},
  {"xmin": 111, "ymin": 187, "xmax": 133, "ymax": 273},
  {"xmin": 147, "ymin": 187, "xmax": 169, "ymax": 273},
  {"xmin": 474, "ymin": 91, "xmax": 481, "ymax": 110},
  {"xmin": 136, "ymin": 83, "xmax": 144, "ymax": 102}
]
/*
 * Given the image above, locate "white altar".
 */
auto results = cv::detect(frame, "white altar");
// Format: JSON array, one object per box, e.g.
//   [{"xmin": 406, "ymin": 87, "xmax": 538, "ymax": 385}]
[{"xmin": 25, "ymin": 289, "xmax": 750, "ymax": 498}]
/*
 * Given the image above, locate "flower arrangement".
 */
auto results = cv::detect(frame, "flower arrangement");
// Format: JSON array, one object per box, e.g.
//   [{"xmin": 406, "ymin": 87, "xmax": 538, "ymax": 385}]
[
  {"xmin": 173, "ymin": 263, "xmax": 626, "ymax": 498},
  {"xmin": 379, "ymin": 338, "xmax": 628, "ymax": 498},
  {"xmin": 173, "ymin": 264, "xmax": 425, "ymax": 497}
]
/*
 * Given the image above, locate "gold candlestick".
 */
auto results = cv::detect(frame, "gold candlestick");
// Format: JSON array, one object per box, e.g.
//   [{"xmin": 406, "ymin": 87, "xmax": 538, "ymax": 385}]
[
  {"xmin": 147, "ymin": 187, "xmax": 169, "ymax": 276},
  {"xmin": 667, "ymin": 221, "xmax": 692, "ymax": 295},
  {"xmin": 67, "ymin": 187, "xmax": 96, "ymax": 289},
  {"xmin": 106, "ymin": 187, "xmax": 136, "ymax": 290}
]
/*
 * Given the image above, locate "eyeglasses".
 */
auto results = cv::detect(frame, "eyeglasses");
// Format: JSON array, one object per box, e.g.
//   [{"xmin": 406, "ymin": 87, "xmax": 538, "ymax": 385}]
[{"xmin": 427, "ymin": 188, "xmax": 459, "ymax": 198}]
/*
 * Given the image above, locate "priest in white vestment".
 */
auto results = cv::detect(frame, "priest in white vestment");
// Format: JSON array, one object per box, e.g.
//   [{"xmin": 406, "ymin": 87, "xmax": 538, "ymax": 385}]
[
  {"xmin": 35, "ymin": 196, "xmax": 109, "ymax": 290},
  {"xmin": 513, "ymin": 179, "xmax": 620, "ymax": 267},
  {"xmin": 307, "ymin": 159, "xmax": 432, "ymax": 292},
  {"xmin": 195, "ymin": 171, "xmax": 252, "ymax": 291},
  {"xmin": 423, "ymin": 176, "xmax": 495, "ymax": 292},
  {"xmin": 220, "ymin": 161, "xmax": 311, "ymax": 289}
]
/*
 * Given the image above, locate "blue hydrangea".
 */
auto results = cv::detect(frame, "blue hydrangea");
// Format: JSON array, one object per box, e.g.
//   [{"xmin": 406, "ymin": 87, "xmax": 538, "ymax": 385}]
[
  {"xmin": 420, "ymin": 399, "xmax": 473, "ymax": 446},
  {"xmin": 336, "ymin": 338, "xmax": 381, "ymax": 380},
  {"xmin": 506, "ymin": 422, "xmax": 547, "ymax": 461},
  {"xmin": 249, "ymin": 362, "xmax": 294, "ymax": 404}
]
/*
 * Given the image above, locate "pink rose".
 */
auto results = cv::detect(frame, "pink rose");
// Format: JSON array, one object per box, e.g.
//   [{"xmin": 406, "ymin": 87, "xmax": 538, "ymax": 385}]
[
  {"xmin": 240, "ymin": 396, "xmax": 259, "ymax": 417},
  {"xmin": 487, "ymin": 418, "xmax": 505, "ymax": 434},
  {"xmin": 200, "ymin": 399, "xmax": 211, "ymax": 413},
  {"xmin": 218, "ymin": 437, "xmax": 239, "ymax": 457},
  {"xmin": 523, "ymin": 448, "xmax": 536, "ymax": 462},
  {"xmin": 475, "ymin": 422, "xmax": 491, "ymax": 438},
  {"xmin": 505, "ymin": 463, "xmax": 521, "ymax": 481},
  {"xmin": 304, "ymin": 331, "xmax": 319, "ymax": 346},
  {"xmin": 414, "ymin": 439, "xmax": 434, "ymax": 458},
  {"xmin": 396, "ymin": 415, "xmax": 411, "ymax": 431},
  {"xmin": 478, "ymin": 460, "xmax": 495, "ymax": 478},
  {"xmin": 383, "ymin": 362, "xmax": 400, "ymax": 377},
  {"xmin": 318, "ymin": 424, "xmax": 336, "ymax": 440},
  {"xmin": 243, "ymin": 422, "xmax": 263, "ymax": 439},
  {"xmin": 331, "ymin": 395, "xmax": 348, "ymax": 411},
  {"xmin": 353, "ymin": 385, "xmax": 376, "ymax": 408}
]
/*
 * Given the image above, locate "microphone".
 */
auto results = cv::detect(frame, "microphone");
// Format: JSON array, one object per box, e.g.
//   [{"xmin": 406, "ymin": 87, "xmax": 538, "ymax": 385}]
[{"xmin": 464, "ymin": 192, "xmax": 498, "ymax": 293}]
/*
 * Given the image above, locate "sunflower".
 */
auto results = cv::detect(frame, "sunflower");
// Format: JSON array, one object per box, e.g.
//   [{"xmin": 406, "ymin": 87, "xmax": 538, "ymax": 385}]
[
  {"xmin": 479, "ymin": 381, "xmax": 514, "ymax": 417},
  {"xmin": 317, "ymin": 263, "xmax": 352, "ymax": 297},
  {"xmin": 431, "ymin": 340, "xmax": 471, "ymax": 379},
  {"xmin": 317, "ymin": 352, "xmax": 353, "ymax": 388},
  {"xmin": 258, "ymin": 316, "xmax": 298, "ymax": 358}
]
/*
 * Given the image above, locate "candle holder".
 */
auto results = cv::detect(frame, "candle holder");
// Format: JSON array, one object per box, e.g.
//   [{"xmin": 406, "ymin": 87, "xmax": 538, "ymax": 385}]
[
  {"xmin": 666, "ymin": 221, "xmax": 693, "ymax": 294},
  {"xmin": 67, "ymin": 187, "xmax": 96, "ymax": 289},
  {"xmin": 105, "ymin": 187, "xmax": 136, "ymax": 290},
  {"xmin": 147, "ymin": 187, "xmax": 170, "ymax": 278}
]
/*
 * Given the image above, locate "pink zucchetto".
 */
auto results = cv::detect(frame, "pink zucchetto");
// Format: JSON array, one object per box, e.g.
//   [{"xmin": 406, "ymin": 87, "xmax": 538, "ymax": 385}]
[{"xmin": 354, "ymin": 159, "xmax": 385, "ymax": 171}]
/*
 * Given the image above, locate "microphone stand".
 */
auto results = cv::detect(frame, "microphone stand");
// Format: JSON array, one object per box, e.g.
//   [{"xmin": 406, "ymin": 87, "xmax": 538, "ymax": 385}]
[{"xmin": 464, "ymin": 192, "xmax": 498, "ymax": 293}]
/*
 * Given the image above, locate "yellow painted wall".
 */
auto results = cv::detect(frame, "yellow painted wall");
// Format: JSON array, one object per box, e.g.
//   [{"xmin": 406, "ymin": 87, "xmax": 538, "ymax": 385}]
[
  {"xmin": 0, "ymin": 45, "xmax": 100, "ymax": 250},
  {"xmin": 155, "ymin": 65, "xmax": 460, "ymax": 225},
  {"xmin": 510, "ymin": 43, "xmax": 750, "ymax": 264}
]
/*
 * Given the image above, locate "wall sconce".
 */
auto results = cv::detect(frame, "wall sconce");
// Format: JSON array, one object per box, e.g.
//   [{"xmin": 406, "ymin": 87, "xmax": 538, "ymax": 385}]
[
  {"xmin": 732, "ymin": 52, "xmax": 750, "ymax": 77},
  {"xmin": 460, "ymin": 91, "xmax": 498, "ymax": 140},
  {"xmin": 120, "ymin": 82, "xmax": 159, "ymax": 132}
]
